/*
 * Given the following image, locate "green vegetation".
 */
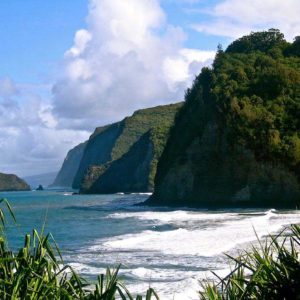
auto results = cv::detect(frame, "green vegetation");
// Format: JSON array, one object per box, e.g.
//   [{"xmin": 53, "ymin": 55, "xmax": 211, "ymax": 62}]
[
  {"xmin": 151, "ymin": 29, "xmax": 300, "ymax": 207},
  {"xmin": 200, "ymin": 224, "xmax": 300, "ymax": 299},
  {"xmin": 214, "ymin": 29, "xmax": 300, "ymax": 174},
  {"xmin": 110, "ymin": 104, "xmax": 182, "ymax": 162},
  {"xmin": 0, "ymin": 173, "xmax": 30, "ymax": 192}
]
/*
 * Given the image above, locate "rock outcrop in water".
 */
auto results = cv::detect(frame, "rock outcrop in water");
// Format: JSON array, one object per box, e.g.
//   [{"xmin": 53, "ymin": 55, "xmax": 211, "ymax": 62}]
[
  {"xmin": 0, "ymin": 172, "xmax": 30, "ymax": 191},
  {"xmin": 148, "ymin": 29, "xmax": 300, "ymax": 208}
]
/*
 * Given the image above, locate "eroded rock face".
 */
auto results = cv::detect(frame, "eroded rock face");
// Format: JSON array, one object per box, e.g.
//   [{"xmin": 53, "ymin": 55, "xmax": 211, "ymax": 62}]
[
  {"xmin": 72, "ymin": 123, "xmax": 123, "ymax": 189},
  {"xmin": 81, "ymin": 131, "xmax": 154, "ymax": 194},
  {"xmin": 0, "ymin": 173, "xmax": 30, "ymax": 192},
  {"xmin": 51, "ymin": 142, "xmax": 87, "ymax": 187},
  {"xmin": 78, "ymin": 103, "xmax": 183, "ymax": 194},
  {"xmin": 52, "ymin": 103, "xmax": 182, "ymax": 193},
  {"xmin": 149, "ymin": 121, "xmax": 300, "ymax": 207}
]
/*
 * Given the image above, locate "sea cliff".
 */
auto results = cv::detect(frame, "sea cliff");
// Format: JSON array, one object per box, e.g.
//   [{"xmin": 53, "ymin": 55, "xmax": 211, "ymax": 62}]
[
  {"xmin": 52, "ymin": 103, "xmax": 182, "ymax": 193},
  {"xmin": 148, "ymin": 30, "xmax": 300, "ymax": 208}
]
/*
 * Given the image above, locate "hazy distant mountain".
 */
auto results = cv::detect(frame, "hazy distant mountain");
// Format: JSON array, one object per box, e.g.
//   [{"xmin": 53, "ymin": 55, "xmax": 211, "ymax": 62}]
[{"xmin": 24, "ymin": 172, "xmax": 57, "ymax": 189}]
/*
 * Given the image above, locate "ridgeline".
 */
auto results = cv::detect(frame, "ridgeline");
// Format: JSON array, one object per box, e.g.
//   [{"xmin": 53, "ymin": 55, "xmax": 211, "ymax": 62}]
[{"xmin": 52, "ymin": 103, "xmax": 182, "ymax": 193}]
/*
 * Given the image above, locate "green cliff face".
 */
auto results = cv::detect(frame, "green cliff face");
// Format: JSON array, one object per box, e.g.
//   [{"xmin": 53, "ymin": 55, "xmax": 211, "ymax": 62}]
[
  {"xmin": 149, "ymin": 29, "xmax": 300, "ymax": 208},
  {"xmin": 0, "ymin": 173, "xmax": 30, "ymax": 191},
  {"xmin": 72, "ymin": 123, "xmax": 123, "ymax": 189},
  {"xmin": 74, "ymin": 103, "xmax": 182, "ymax": 193},
  {"xmin": 51, "ymin": 142, "xmax": 87, "ymax": 187},
  {"xmin": 81, "ymin": 131, "xmax": 153, "ymax": 193}
]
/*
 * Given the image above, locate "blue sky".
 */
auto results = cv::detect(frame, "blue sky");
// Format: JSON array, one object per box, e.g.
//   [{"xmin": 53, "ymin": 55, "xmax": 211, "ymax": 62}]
[
  {"xmin": 0, "ymin": 0, "xmax": 228, "ymax": 84},
  {"xmin": 0, "ymin": 1, "xmax": 87, "ymax": 83},
  {"xmin": 0, "ymin": 0, "xmax": 299, "ymax": 177}
]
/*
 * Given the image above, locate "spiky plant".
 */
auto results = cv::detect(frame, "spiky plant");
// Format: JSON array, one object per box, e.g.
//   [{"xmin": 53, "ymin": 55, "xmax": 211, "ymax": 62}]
[{"xmin": 200, "ymin": 225, "xmax": 300, "ymax": 300}]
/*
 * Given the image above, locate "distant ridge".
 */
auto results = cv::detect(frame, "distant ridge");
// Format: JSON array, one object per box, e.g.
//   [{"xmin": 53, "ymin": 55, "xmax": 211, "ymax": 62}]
[{"xmin": 25, "ymin": 172, "xmax": 58, "ymax": 189}]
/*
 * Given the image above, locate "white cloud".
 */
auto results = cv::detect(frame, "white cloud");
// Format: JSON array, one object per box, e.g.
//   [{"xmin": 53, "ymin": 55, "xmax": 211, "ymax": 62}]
[
  {"xmin": 52, "ymin": 0, "xmax": 215, "ymax": 130},
  {"xmin": 163, "ymin": 49, "xmax": 215, "ymax": 88},
  {"xmin": 193, "ymin": 0, "xmax": 300, "ymax": 41},
  {"xmin": 0, "ymin": 77, "xmax": 19, "ymax": 98},
  {"xmin": 1, "ymin": 0, "xmax": 219, "ymax": 177},
  {"xmin": 0, "ymin": 77, "xmax": 90, "ymax": 177},
  {"xmin": 163, "ymin": 0, "xmax": 201, "ymax": 3},
  {"xmin": 65, "ymin": 29, "xmax": 92, "ymax": 58}
]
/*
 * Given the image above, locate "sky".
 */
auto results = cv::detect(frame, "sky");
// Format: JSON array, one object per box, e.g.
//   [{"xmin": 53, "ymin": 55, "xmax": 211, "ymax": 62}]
[{"xmin": 0, "ymin": 0, "xmax": 299, "ymax": 177}]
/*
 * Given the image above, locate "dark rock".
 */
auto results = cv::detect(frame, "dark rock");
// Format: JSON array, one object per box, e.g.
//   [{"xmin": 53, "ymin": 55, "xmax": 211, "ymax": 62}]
[{"xmin": 36, "ymin": 185, "xmax": 44, "ymax": 191}]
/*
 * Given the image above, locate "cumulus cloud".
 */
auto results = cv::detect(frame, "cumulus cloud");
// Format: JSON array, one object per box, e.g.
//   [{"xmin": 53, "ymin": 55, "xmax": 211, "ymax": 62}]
[
  {"xmin": 0, "ymin": 77, "xmax": 89, "ymax": 176},
  {"xmin": 52, "ymin": 0, "xmax": 215, "ymax": 130},
  {"xmin": 193, "ymin": 0, "xmax": 300, "ymax": 41},
  {"xmin": 2, "ymin": 0, "xmax": 218, "ymax": 177}
]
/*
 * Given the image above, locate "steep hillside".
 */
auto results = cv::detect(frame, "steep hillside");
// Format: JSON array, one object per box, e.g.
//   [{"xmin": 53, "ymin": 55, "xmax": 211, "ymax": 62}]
[
  {"xmin": 75, "ymin": 103, "xmax": 182, "ymax": 192},
  {"xmin": 72, "ymin": 123, "xmax": 124, "ymax": 189},
  {"xmin": 148, "ymin": 29, "xmax": 300, "ymax": 208},
  {"xmin": 0, "ymin": 173, "xmax": 30, "ymax": 191},
  {"xmin": 81, "ymin": 132, "xmax": 152, "ymax": 193},
  {"xmin": 51, "ymin": 142, "xmax": 87, "ymax": 187},
  {"xmin": 81, "ymin": 124, "xmax": 173, "ymax": 193}
]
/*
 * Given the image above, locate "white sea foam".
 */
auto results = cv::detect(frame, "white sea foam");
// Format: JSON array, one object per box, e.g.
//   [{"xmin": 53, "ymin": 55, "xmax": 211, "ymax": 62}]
[
  {"xmin": 69, "ymin": 262, "xmax": 105, "ymax": 275},
  {"xmin": 130, "ymin": 192, "xmax": 153, "ymax": 195},
  {"xmin": 106, "ymin": 210, "xmax": 237, "ymax": 223},
  {"xmin": 74, "ymin": 208, "xmax": 300, "ymax": 299},
  {"xmin": 126, "ymin": 276, "xmax": 201, "ymax": 300},
  {"xmin": 95, "ymin": 210, "xmax": 300, "ymax": 257},
  {"xmin": 123, "ymin": 267, "xmax": 232, "ymax": 300}
]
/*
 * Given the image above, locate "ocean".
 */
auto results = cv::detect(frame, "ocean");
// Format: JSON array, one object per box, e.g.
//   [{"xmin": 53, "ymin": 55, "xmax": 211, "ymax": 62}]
[{"xmin": 1, "ymin": 190, "xmax": 300, "ymax": 299}]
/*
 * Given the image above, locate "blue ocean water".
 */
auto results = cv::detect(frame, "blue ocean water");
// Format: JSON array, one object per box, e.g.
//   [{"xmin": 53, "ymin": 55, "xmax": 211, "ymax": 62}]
[
  {"xmin": 1, "ymin": 190, "xmax": 300, "ymax": 299},
  {"xmin": 2, "ymin": 191, "xmax": 148, "ymax": 251}
]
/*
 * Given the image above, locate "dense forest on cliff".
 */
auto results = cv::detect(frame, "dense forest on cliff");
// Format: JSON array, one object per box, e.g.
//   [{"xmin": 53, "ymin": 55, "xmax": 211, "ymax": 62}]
[
  {"xmin": 216, "ymin": 30, "xmax": 300, "ymax": 170},
  {"xmin": 151, "ymin": 29, "xmax": 300, "ymax": 207}
]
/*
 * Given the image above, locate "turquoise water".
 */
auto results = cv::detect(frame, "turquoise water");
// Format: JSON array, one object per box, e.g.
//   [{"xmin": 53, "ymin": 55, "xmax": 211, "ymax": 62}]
[
  {"xmin": 2, "ymin": 190, "xmax": 300, "ymax": 299},
  {"xmin": 2, "ymin": 191, "xmax": 148, "ymax": 250}
]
